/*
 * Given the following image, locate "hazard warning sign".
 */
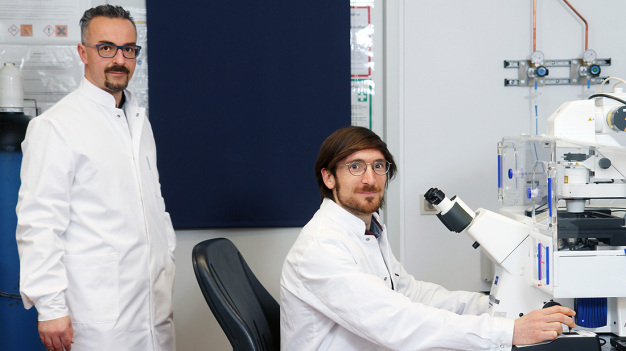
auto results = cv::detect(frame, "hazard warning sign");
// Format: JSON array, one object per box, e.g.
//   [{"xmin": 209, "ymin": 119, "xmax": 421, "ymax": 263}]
[
  {"xmin": 7, "ymin": 24, "xmax": 18, "ymax": 36},
  {"xmin": 55, "ymin": 25, "xmax": 67, "ymax": 37},
  {"xmin": 20, "ymin": 24, "xmax": 32, "ymax": 37}
]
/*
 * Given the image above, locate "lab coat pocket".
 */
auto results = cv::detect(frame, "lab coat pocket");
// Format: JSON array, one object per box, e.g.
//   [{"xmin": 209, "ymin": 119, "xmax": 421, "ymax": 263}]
[
  {"xmin": 62, "ymin": 253, "xmax": 119, "ymax": 324},
  {"xmin": 144, "ymin": 151, "xmax": 160, "ymax": 194},
  {"xmin": 144, "ymin": 151, "xmax": 166, "ymax": 209}
]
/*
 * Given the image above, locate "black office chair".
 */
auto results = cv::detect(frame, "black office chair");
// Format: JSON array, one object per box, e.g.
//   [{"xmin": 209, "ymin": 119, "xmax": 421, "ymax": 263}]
[{"xmin": 192, "ymin": 238, "xmax": 280, "ymax": 351}]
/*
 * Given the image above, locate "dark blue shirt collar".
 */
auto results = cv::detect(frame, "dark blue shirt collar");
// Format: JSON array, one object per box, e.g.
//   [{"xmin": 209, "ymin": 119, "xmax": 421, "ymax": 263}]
[{"xmin": 364, "ymin": 216, "xmax": 382, "ymax": 238}]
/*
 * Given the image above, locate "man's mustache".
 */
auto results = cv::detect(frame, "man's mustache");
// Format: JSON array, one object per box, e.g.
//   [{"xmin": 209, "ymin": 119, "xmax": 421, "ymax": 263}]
[
  {"xmin": 105, "ymin": 65, "xmax": 130, "ymax": 74},
  {"xmin": 358, "ymin": 185, "xmax": 381, "ymax": 193}
]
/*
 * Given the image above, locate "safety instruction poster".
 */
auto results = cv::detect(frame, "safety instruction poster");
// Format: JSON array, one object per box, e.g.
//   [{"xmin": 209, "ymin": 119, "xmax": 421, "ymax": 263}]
[
  {"xmin": 0, "ymin": 0, "xmax": 90, "ymax": 44},
  {"xmin": 350, "ymin": 2, "xmax": 374, "ymax": 128},
  {"xmin": 350, "ymin": 5, "xmax": 371, "ymax": 78},
  {"xmin": 351, "ymin": 79, "xmax": 373, "ymax": 128}
]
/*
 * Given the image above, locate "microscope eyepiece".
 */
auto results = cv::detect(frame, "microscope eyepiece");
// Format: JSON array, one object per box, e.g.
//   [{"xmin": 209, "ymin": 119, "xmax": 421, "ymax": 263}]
[{"xmin": 425, "ymin": 188, "xmax": 446, "ymax": 205}]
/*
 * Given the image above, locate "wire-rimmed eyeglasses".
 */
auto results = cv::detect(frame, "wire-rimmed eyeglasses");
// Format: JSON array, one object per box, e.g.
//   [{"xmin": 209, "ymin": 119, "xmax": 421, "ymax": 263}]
[
  {"xmin": 337, "ymin": 160, "xmax": 391, "ymax": 176},
  {"xmin": 84, "ymin": 43, "xmax": 142, "ymax": 59}
]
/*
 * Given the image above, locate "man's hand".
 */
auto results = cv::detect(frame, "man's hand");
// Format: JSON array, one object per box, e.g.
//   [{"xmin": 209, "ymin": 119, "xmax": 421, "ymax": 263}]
[
  {"xmin": 39, "ymin": 315, "xmax": 74, "ymax": 351},
  {"xmin": 512, "ymin": 305, "xmax": 576, "ymax": 346}
]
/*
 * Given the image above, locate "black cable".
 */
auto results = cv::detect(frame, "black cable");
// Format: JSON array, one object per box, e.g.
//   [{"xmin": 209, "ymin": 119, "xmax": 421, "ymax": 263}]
[
  {"xmin": 0, "ymin": 291, "xmax": 22, "ymax": 300},
  {"xmin": 588, "ymin": 93, "xmax": 626, "ymax": 106},
  {"xmin": 581, "ymin": 207, "xmax": 626, "ymax": 213}
]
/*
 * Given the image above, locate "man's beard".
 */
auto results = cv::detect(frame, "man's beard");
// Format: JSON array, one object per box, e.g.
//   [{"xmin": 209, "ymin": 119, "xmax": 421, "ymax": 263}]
[
  {"xmin": 336, "ymin": 183, "xmax": 384, "ymax": 216},
  {"xmin": 104, "ymin": 65, "xmax": 130, "ymax": 92}
]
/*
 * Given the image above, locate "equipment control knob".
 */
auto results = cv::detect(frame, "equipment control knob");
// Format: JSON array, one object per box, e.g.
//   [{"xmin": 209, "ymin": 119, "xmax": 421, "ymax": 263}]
[
  {"xmin": 527, "ymin": 66, "xmax": 549, "ymax": 78},
  {"xmin": 599, "ymin": 158, "xmax": 611, "ymax": 169},
  {"xmin": 607, "ymin": 107, "xmax": 626, "ymax": 132}
]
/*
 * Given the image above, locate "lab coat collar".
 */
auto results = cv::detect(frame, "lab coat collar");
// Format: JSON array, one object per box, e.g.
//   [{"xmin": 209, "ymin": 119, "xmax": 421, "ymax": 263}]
[
  {"xmin": 78, "ymin": 77, "xmax": 136, "ymax": 110},
  {"xmin": 319, "ymin": 198, "xmax": 384, "ymax": 239}
]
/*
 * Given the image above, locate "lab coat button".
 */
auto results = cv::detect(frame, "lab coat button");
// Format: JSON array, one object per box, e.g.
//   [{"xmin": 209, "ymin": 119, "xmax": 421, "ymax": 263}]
[
  {"xmin": 366, "ymin": 238, "xmax": 370, "ymax": 241},
  {"xmin": 117, "ymin": 114, "xmax": 121, "ymax": 118},
  {"xmin": 136, "ymin": 113, "xmax": 139, "ymax": 117},
  {"xmin": 384, "ymin": 277, "xmax": 387, "ymax": 281}
]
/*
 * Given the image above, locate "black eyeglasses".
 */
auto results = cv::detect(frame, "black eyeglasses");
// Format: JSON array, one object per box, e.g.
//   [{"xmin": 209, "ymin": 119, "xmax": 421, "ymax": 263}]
[
  {"xmin": 84, "ymin": 43, "xmax": 142, "ymax": 59},
  {"xmin": 337, "ymin": 160, "xmax": 391, "ymax": 176}
]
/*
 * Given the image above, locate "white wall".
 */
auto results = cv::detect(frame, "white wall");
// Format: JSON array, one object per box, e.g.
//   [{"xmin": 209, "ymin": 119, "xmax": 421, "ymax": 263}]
[{"xmin": 391, "ymin": 0, "xmax": 626, "ymax": 293}]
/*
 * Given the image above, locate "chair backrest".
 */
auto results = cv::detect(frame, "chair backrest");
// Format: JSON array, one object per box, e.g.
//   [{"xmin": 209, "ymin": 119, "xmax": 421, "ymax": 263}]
[{"xmin": 192, "ymin": 238, "xmax": 280, "ymax": 351}]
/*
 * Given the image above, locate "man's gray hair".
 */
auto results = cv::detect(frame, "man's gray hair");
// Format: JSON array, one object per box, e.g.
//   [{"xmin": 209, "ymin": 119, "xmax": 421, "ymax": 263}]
[{"xmin": 80, "ymin": 4, "xmax": 136, "ymax": 44}]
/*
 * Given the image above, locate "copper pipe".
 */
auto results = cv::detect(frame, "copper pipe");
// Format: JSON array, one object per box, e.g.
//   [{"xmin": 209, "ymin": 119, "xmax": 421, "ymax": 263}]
[
  {"xmin": 533, "ymin": 0, "xmax": 537, "ymax": 52},
  {"xmin": 562, "ymin": 0, "xmax": 588, "ymax": 51}
]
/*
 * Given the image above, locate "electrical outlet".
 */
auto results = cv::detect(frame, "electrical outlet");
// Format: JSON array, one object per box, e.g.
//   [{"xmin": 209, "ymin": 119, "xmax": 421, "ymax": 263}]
[{"xmin": 420, "ymin": 194, "xmax": 438, "ymax": 215}]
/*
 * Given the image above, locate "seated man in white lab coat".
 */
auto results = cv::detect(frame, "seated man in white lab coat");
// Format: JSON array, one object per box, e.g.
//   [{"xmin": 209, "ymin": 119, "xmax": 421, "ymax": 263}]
[{"xmin": 280, "ymin": 126, "xmax": 575, "ymax": 351}]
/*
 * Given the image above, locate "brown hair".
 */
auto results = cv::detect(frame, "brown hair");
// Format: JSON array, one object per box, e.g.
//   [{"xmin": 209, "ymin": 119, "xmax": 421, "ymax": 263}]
[{"xmin": 314, "ymin": 126, "xmax": 397, "ymax": 202}]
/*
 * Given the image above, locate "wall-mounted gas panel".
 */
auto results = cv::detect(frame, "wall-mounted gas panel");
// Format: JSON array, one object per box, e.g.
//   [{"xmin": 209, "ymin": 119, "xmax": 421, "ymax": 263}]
[{"xmin": 504, "ymin": 51, "xmax": 610, "ymax": 87}]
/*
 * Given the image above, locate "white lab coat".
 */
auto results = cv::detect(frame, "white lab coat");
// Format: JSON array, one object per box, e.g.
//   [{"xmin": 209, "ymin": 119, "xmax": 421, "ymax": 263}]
[
  {"xmin": 16, "ymin": 78, "xmax": 176, "ymax": 350},
  {"xmin": 280, "ymin": 198, "xmax": 514, "ymax": 351}
]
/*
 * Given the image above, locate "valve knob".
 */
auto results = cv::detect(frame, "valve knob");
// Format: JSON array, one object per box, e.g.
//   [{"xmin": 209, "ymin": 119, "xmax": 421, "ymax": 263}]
[{"xmin": 536, "ymin": 66, "xmax": 548, "ymax": 77}]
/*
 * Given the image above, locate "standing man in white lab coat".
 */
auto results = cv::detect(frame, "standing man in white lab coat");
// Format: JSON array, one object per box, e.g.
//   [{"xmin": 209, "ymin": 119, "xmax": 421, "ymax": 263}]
[
  {"xmin": 280, "ymin": 126, "xmax": 576, "ymax": 350},
  {"xmin": 16, "ymin": 5, "xmax": 176, "ymax": 351}
]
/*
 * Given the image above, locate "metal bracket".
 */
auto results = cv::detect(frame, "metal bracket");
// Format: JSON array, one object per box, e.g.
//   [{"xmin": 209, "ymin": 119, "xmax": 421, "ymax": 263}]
[{"xmin": 504, "ymin": 58, "xmax": 611, "ymax": 87}]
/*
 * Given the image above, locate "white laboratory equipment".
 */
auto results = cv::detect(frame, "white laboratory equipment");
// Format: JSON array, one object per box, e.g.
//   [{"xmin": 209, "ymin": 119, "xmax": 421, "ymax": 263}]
[{"xmin": 426, "ymin": 80, "xmax": 626, "ymax": 350}]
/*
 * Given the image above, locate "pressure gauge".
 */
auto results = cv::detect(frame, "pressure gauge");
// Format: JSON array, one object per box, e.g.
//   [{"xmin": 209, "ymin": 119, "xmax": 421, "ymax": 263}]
[
  {"xmin": 583, "ymin": 50, "xmax": 597, "ymax": 64},
  {"xmin": 531, "ymin": 51, "xmax": 544, "ymax": 65}
]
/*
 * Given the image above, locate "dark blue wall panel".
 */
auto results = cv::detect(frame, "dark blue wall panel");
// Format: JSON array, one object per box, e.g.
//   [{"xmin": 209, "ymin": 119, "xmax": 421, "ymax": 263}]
[{"xmin": 146, "ymin": 1, "xmax": 350, "ymax": 228}]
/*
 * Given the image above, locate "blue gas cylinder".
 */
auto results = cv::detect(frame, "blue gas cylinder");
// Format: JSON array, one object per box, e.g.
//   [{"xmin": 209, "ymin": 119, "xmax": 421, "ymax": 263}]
[{"xmin": 0, "ymin": 111, "xmax": 45, "ymax": 350}]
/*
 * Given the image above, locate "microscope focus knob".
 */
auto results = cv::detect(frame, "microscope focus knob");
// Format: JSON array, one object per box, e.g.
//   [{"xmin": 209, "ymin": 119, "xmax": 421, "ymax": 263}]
[
  {"xmin": 543, "ymin": 300, "xmax": 561, "ymax": 309},
  {"xmin": 599, "ymin": 158, "xmax": 611, "ymax": 169}
]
